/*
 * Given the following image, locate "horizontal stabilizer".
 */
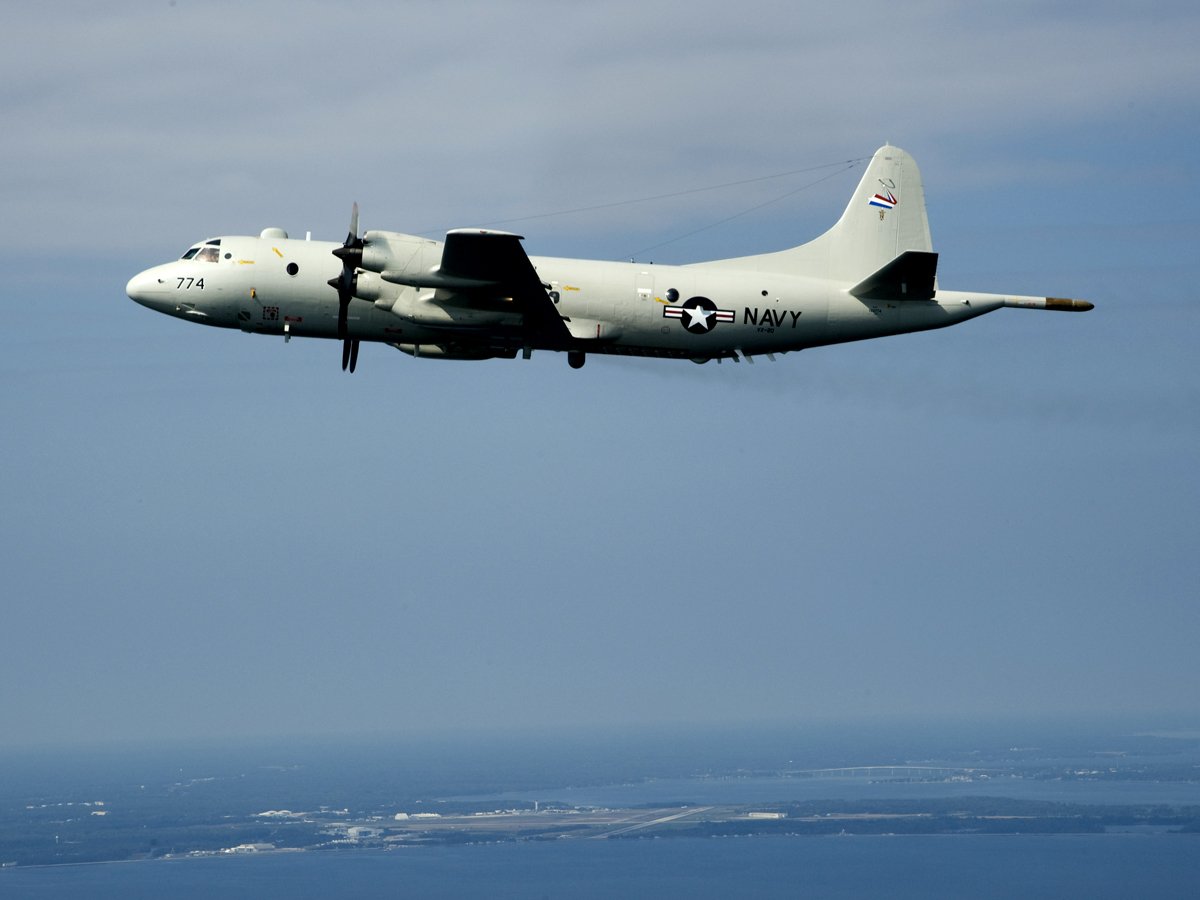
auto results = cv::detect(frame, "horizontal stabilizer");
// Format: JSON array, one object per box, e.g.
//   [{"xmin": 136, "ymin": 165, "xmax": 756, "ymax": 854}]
[{"xmin": 850, "ymin": 250, "xmax": 938, "ymax": 301}]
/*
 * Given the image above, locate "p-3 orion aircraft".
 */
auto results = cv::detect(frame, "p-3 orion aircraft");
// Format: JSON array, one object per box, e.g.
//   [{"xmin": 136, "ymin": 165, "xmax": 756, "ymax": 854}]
[{"xmin": 126, "ymin": 145, "xmax": 1091, "ymax": 372}]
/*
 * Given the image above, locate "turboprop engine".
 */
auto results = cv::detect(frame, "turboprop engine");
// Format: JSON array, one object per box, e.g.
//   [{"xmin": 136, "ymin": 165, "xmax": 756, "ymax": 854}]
[
  {"xmin": 360, "ymin": 230, "xmax": 440, "ymax": 279},
  {"xmin": 355, "ymin": 268, "xmax": 522, "ymax": 328}
]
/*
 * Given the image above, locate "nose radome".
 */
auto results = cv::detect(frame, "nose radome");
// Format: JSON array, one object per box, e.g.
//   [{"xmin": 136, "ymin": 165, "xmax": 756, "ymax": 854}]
[
  {"xmin": 125, "ymin": 272, "xmax": 143, "ymax": 302},
  {"xmin": 126, "ymin": 268, "xmax": 165, "ymax": 309}
]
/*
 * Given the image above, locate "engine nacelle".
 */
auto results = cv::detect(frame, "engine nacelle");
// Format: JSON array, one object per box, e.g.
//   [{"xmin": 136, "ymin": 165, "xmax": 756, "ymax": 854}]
[
  {"xmin": 390, "ymin": 291, "xmax": 522, "ymax": 328},
  {"xmin": 360, "ymin": 230, "xmax": 439, "ymax": 276},
  {"xmin": 353, "ymin": 271, "xmax": 404, "ymax": 308}
]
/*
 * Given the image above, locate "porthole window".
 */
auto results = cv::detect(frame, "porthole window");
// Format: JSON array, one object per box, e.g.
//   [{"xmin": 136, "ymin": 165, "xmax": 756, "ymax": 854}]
[
  {"xmin": 666, "ymin": 288, "xmax": 679, "ymax": 302},
  {"xmin": 224, "ymin": 252, "xmax": 232, "ymax": 259},
  {"xmin": 286, "ymin": 262, "xmax": 299, "ymax": 276}
]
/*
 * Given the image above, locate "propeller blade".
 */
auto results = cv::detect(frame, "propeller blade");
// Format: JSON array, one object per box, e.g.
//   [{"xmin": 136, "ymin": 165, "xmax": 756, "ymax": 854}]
[{"xmin": 331, "ymin": 202, "xmax": 364, "ymax": 344}]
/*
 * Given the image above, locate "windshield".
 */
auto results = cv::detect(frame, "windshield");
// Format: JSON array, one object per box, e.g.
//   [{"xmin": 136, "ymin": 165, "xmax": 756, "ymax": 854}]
[{"xmin": 180, "ymin": 239, "xmax": 221, "ymax": 262}]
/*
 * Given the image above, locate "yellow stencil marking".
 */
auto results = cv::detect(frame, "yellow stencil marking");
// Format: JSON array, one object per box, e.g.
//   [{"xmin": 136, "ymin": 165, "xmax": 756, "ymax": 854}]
[{"xmin": 272, "ymin": 247, "xmax": 283, "ymax": 258}]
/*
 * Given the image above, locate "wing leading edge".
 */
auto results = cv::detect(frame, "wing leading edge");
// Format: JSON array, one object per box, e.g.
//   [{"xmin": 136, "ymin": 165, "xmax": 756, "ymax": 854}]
[{"xmin": 439, "ymin": 230, "xmax": 570, "ymax": 342}]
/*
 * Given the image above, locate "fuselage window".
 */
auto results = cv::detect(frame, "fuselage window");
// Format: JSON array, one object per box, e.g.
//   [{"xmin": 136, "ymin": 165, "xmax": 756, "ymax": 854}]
[
  {"xmin": 180, "ymin": 247, "xmax": 200, "ymax": 260},
  {"xmin": 195, "ymin": 246, "xmax": 220, "ymax": 263}
]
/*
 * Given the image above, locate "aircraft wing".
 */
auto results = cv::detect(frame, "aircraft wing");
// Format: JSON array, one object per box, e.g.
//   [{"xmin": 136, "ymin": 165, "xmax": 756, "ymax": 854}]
[{"xmin": 439, "ymin": 229, "xmax": 571, "ymax": 342}]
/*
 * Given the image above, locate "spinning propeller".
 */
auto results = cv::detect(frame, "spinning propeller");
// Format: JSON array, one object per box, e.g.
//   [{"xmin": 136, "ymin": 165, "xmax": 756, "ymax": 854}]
[{"xmin": 328, "ymin": 203, "xmax": 364, "ymax": 372}]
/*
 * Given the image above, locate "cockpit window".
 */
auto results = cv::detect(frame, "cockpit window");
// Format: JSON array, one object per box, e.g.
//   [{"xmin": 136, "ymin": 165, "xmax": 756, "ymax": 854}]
[{"xmin": 181, "ymin": 238, "xmax": 221, "ymax": 260}]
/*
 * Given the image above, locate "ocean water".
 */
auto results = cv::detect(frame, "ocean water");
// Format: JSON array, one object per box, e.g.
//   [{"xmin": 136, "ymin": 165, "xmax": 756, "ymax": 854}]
[
  {"xmin": 3, "ymin": 719, "xmax": 1199, "ymax": 897},
  {"xmin": 3, "ymin": 834, "xmax": 1199, "ymax": 899}
]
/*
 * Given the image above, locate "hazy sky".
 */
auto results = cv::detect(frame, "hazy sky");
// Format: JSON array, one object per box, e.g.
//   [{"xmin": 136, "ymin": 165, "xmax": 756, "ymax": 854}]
[{"xmin": 2, "ymin": 1, "xmax": 1197, "ymax": 747}]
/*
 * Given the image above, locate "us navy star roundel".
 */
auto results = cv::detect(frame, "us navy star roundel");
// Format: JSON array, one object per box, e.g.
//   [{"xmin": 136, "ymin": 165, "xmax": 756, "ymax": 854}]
[{"xmin": 663, "ymin": 296, "xmax": 735, "ymax": 334}]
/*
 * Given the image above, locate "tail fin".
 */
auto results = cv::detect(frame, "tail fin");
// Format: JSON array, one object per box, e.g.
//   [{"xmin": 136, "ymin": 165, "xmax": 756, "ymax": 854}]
[
  {"xmin": 819, "ymin": 144, "xmax": 932, "ymax": 283},
  {"xmin": 706, "ymin": 145, "xmax": 932, "ymax": 283}
]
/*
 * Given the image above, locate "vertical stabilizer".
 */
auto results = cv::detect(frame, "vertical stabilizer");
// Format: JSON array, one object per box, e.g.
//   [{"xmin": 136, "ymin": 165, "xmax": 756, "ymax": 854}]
[
  {"xmin": 821, "ymin": 144, "xmax": 932, "ymax": 283},
  {"xmin": 702, "ymin": 145, "xmax": 932, "ymax": 283}
]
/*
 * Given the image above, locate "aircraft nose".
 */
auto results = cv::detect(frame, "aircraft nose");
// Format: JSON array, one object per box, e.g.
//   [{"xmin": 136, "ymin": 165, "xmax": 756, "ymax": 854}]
[{"xmin": 126, "ymin": 267, "xmax": 169, "ymax": 311}]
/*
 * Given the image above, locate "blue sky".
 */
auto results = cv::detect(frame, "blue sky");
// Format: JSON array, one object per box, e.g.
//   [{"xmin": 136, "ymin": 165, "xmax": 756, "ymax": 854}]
[{"xmin": 1, "ymin": 1, "xmax": 1198, "ymax": 746}]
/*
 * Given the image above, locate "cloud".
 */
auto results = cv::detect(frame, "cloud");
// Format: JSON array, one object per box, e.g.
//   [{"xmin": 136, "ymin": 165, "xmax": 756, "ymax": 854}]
[{"xmin": 3, "ymin": 2, "xmax": 1198, "ymax": 258}]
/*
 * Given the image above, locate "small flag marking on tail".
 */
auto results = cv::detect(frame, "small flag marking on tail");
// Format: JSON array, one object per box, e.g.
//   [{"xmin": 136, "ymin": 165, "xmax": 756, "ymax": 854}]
[{"xmin": 868, "ymin": 190, "xmax": 898, "ymax": 210}]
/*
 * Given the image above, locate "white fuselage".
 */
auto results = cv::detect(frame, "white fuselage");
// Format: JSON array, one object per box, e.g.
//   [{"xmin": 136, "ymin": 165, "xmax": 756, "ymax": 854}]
[
  {"xmin": 126, "ymin": 233, "xmax": 1008, "ymax": 361},
  {"xmin": 126, "ymin": 145, "xmax": 1087, "ymax": 367}
]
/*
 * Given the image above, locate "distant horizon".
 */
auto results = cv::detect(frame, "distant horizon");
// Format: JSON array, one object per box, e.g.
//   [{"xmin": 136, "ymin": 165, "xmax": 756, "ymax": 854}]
[{"xmin": 4, "ymin": 709, "xmax": 1200, "ymax": 757}]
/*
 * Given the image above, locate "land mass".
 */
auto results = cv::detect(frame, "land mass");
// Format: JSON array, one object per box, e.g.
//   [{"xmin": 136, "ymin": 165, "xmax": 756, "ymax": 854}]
[{"xmin": 4, "ymin": 796, "xmax": 1200, "ymax": 868}]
